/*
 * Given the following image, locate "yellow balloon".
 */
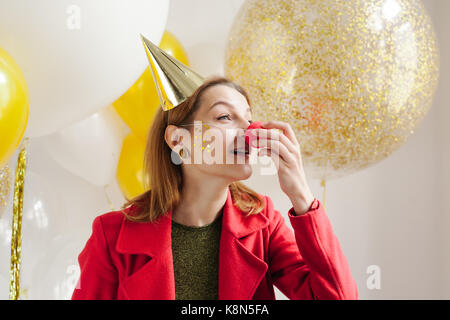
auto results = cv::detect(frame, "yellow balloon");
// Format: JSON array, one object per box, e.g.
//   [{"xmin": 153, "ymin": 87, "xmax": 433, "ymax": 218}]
[
  {"xmin": 0, "ymin": 47, "xmax": 29, "ymax": 167},
  {"xmin": 116, "ymin": 132, "xmax": 147, "ymax": 200},
  {"xmin": 225, "ymin": 0, "xmax": 439, "ymax": 180},
  {"xmin": 113, "ymin": 30, "xmax": 189, "ymax": 143}
]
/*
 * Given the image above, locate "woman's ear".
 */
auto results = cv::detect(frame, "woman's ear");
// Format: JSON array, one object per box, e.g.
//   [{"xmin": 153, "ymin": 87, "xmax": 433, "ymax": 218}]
[
  {"xmin": 164, "ymin": 124, "xmax": 181, "ymax": 150},
  {"xmin": 165, "ymin": 124, "xmax": 193, "ymax": 154}
]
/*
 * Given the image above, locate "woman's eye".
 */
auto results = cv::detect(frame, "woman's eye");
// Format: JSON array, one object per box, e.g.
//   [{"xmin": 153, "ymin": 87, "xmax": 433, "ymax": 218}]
[{"xmin": 217, "ymin": 114, "xmax": 231, "ymax": 120}]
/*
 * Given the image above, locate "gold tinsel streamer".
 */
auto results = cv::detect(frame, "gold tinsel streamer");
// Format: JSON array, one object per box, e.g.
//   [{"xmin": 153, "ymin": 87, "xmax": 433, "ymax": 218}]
[
  {"xmin": 0, "ymin": 165, "xmax": 12, "ymax": 219},
  {"xmin": 9, "ymin": 137, "xmax": 29, "ymax": 300},
  {"xmin": 321, "ymin": 178, "xmax": 327, "ymax": 211}
]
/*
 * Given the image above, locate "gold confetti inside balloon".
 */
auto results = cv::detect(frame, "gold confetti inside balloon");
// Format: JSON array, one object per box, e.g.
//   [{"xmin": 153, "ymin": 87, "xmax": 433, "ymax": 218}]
[{"xmin": 225, "ymin": 0, "xmax": 440, "ymax": 180}]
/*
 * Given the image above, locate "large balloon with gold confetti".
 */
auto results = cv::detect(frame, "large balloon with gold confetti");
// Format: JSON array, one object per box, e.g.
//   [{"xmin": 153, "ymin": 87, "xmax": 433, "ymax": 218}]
[{"xmin": 225, "ymin": 0, "xmax": 440, "ymax": 180}]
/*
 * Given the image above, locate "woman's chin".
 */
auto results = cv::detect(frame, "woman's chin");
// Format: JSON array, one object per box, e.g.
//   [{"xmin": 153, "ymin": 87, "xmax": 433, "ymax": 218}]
[{"xmin": 231, "ymin": 163, "xmax": 253, "ymax": 181}]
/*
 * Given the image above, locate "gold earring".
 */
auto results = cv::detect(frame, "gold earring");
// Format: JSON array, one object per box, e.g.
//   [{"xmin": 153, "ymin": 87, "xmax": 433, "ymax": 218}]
[{"xmin": 179, "ymin": 146, "xmax": 190, "ymax": 159}]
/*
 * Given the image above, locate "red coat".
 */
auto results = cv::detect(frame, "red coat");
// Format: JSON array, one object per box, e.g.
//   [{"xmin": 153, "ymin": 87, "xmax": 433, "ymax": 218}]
[{"xmin": 72, "ymin": 189, "xmax": 358, "ymax": 300}]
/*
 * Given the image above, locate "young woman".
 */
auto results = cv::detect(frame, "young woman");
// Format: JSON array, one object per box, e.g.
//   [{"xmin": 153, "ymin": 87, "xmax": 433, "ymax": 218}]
[{"xmin": 71, "ymin": 76, "xmax": 358, "ymax": 300}]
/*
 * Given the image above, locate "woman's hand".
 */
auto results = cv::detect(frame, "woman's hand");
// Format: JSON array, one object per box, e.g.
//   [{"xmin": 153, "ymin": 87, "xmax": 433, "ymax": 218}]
[{"xmin": 252, "ymin": 120, "xmax": 315, "ymax": 215}]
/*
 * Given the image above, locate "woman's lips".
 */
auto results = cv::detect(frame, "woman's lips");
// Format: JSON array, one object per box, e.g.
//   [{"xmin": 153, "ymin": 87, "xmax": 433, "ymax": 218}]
[{"xmin": 231, "ymin": 149, "xmax": 250, "ymax": 155}]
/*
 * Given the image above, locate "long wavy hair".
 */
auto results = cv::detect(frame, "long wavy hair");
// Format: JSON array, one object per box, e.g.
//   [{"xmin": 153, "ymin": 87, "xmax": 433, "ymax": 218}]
[{"xmin": 120, "ymin": 75, "xmax": 264, "ymax": 223}]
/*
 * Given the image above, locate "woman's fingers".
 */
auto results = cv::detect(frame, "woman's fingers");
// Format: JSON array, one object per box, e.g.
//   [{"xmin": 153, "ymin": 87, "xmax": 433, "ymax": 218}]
[
  {"xmin": 251, "ymin": 128, "xmax": 299, "ymax": 155},
  {"xmin": 257, "ymin": 140, "xmax": 297, "ymax": 171},
  {"xmin": 249, "ymin": 121, "xmax": 302, "ymax": 170},
  {"xmin": 263, "ymin": 139, "xmax": 296, "ymax": 167},
  {"xmin": 262, "ymin": 121, "xmax": 300, "ymax": 150}
]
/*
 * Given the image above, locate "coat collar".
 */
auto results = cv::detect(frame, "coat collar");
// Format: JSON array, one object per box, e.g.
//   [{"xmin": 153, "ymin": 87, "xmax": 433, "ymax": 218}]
[
  {"xmin": 114, "ymin": 188, "xmax": 270, "ymax": 300},
  {"xmin": 115, "ymin": 187, "xmax": 269, "ymax": 257}
]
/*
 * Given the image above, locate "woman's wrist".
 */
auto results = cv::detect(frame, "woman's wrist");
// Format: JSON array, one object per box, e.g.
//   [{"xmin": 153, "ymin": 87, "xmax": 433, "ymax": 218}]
[{"xmin": 289, "ymin": 191, "xmax": 316, "ymax": 216}]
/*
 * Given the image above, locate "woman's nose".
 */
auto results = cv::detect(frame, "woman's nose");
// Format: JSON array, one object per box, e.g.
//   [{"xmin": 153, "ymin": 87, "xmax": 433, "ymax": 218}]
[
  {"xmin": 236, "ymin": 120, "xmax": 252, "ymax": 139},
  {"xmin": 238, "ymin": 118, "xmax": 252, "ymax": 129}
]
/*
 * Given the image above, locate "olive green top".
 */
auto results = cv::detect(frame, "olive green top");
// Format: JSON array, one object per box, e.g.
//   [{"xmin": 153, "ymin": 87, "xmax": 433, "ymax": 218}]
[{"xmin": 171, "ymin": 210, "xmax": 223, "ymax": 300}]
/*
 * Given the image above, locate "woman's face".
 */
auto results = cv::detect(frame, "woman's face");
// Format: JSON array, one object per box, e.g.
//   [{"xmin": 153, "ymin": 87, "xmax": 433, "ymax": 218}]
[{"xmin": 168, "ymin": 84, "xmax": 254, "ymax": 182}]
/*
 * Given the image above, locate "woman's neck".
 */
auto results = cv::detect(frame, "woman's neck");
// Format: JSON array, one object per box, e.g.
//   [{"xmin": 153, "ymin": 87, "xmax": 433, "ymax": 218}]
[{"xmin": 171, "ymin": 176, "xmax": 229, "ymax": 227}]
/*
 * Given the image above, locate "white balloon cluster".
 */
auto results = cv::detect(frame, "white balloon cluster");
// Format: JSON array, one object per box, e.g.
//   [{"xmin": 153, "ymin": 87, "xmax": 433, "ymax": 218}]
[
  {"xmin": 0, "ymin": 0, "xmax": 248, "ymax": 300},
  {"xmin": 0, "ymin": 0, "xmax": 170, "ymax": 299}
]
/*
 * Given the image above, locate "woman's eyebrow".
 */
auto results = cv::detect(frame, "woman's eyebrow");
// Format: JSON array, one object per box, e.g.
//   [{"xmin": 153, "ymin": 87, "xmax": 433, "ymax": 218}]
[{"xmin": 209, "ymin": 100, "xmax": 251, "ymax": 112}]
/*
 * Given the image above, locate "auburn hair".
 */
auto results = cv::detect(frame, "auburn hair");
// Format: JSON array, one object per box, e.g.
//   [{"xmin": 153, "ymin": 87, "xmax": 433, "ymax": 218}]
[{"xmin": 120, "ymin": 75, "xmax": 264, "ymax": 223}]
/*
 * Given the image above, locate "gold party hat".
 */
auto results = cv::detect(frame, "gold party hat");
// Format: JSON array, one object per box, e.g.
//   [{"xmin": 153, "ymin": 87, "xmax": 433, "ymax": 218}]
[{"xmin": 140, "ymin": 34, "xmax": 205, "ymax": 111}]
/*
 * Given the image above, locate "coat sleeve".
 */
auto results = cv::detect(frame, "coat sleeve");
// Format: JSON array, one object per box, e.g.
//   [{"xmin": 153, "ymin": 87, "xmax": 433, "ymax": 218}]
[
  {"xmin": 71, "ymin": 215, "xmax": 119, "ymax": 300},
  {"xmin": 266, "ymin": 196, "xmax": 358, "ymax": 300}
]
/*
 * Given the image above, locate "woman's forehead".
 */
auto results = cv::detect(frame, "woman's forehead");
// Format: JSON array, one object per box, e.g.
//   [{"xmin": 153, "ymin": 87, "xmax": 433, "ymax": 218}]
[
  {"xmin": 200, "ymin": 85, "xmax": 249, "ymax": 110},
  {"xmin": 202, "ymin": 84, "xmax": 244, "ymax": 100}
]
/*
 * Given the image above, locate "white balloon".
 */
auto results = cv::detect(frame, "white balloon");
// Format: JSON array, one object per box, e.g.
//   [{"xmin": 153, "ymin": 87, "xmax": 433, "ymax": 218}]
[
  {"xmin": 0, "ymin": 135, "xmax": 128, "ymax": 299},
  {"xmin": 0, "ymin": 274, "xmax": 8, "ymax": 300},
  {"xmin": 42, "ymin": 105, "xmax": 129, "ymax": 186},
  {"xmin": 0, "ymin": 139, "xmax": 126, "ymax": 299},
  {"xmin": 25, "ymin": 137, "xmax": 125, "ymax": 231},
  {"xmin": 0, "ymin": 0, "xmax": 170, "ymax": 137},
  {"xmin": 166, "ymin": 0, "xmax": 244, "ymax": 75},
  {"xmin": 0, "ymin": 170, "xmax": 65, "ymax": 299},
  {"xmin": 28, "ymin": 233, "xmax": 87, "ymax": 300},
  {"xmin": 0, "ymin": 219, "xmax": 12, "ymax": 299}
]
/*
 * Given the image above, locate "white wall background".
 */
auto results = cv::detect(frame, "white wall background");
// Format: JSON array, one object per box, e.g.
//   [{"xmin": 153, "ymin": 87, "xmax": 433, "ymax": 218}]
[
  {"xmin": 435, "ymin": 0, "xmax": 450, "ymax": 300},
  {"xmin": 166, "ymin": 0, "xmax": 450, "ymax": 299}
]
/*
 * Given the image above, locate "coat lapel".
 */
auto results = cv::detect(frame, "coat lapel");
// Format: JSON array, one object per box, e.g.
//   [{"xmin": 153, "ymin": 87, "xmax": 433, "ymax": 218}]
[
  {"xmin": 115, "ymin": 188, "xmax": 269, "ymax": 300},
  {"xmin": 217, "ymin": 189, "xmax": 269, "ymax": 299}
]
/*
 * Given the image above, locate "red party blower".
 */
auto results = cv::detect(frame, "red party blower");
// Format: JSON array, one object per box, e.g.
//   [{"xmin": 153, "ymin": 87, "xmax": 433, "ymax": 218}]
[{"xmin": 245, "ymin": 121, "xmax": 265, "ymax": 149}]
